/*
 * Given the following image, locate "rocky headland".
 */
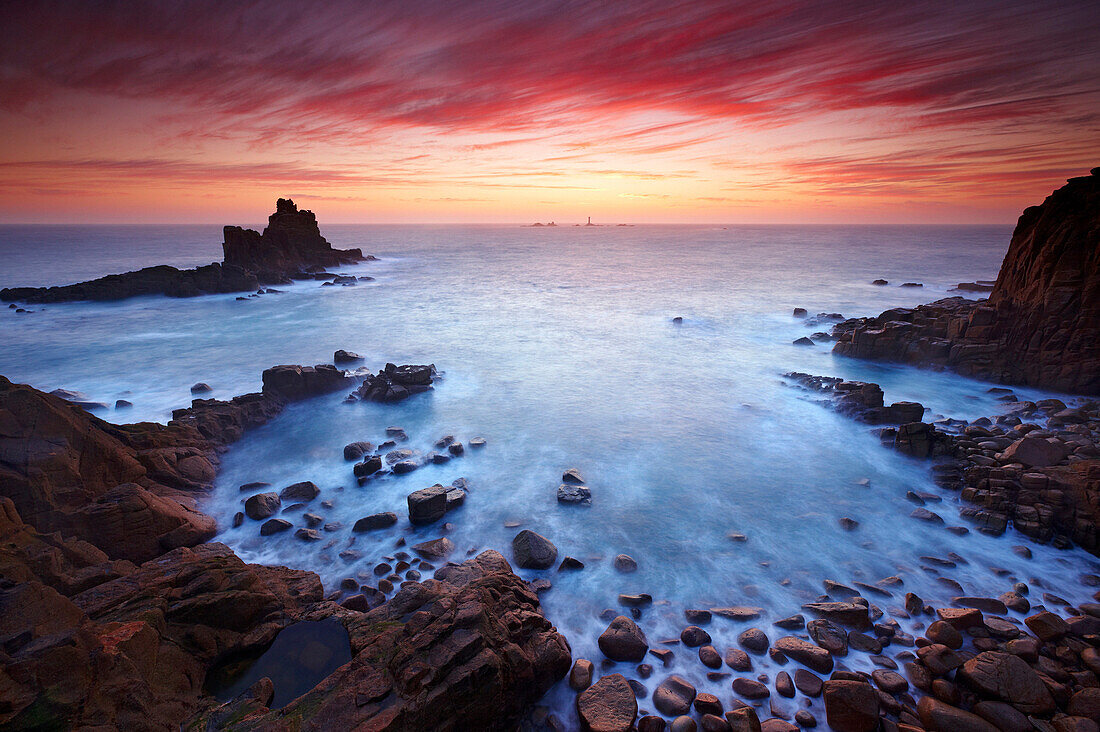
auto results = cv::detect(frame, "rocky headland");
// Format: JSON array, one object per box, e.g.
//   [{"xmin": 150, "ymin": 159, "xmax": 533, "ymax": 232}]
[
  {"xmin": 832, "ymin": 168, "xmax": 1100, "ymax": 395},
  {"xmin": 0, "ymin": 365, "xmax": 569, "ymax": 730},
  {"xmin": 0, "ymin": 199, "xmax": 370, "ymax": 304}
]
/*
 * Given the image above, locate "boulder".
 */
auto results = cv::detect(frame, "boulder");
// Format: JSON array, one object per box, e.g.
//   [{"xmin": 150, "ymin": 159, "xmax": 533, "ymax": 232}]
[
  {"xmin": 654, "ymin": 676, "xmax": 696, "ymax": 716},
  {"xmin": 1000, "ymin": 436, "xmax": 1069, "ymax": 467},
  {"xmin": 577, "ymin": 673, "xmax": 637, "ymax": 732},
  {"xmin": 558, "ymin": 483, "xmax": 592, "ymax": 505},
  {"xmin": 823, "ymin": 680, "xmax": 879, "ymax": 732},
  {"xmin": 279, "ymin": 481, "xmax": 319, "ymax": 502},
  {"xmin": 343, "ymin": 441, "xmax": 373, "ymax": 460},
  {"xmin": 598, "ymin": 616, "xmax": 648, "ymax": 662},
  {"xmin": 957, "ymin": 651, "xmax": 1055, "ymax": 715},
  {"xmin": 917, "ymin": 696, "xmax": 998, "ymax": 732},
  {"xmin": 512, "ymin": 529, "xmax": 558, "ymax": 569},
  {"xmin": 407, "ymin": 485, "xmax": 448, "ymax": 525},
  {"xmin": 352, "ymin": 512, "xmax": 397, "ymax": 532},
  {"xmin": 333, "ymin": 349, "xmax": 363, "ymax": 364},
  {"xmin": 773, "ymin": 636, "xmax": 833, "ymax": 673}
]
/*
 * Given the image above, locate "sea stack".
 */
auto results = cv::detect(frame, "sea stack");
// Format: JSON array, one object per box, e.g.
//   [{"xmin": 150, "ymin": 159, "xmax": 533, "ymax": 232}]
[{"xmin": 222, "ymin": 198, "xmax": 364, "ymax": 281}]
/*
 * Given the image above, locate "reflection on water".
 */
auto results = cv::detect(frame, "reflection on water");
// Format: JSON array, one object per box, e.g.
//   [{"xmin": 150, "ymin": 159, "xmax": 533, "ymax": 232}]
[{"xmin": 204, "ymin": 618, "xmax": 351, "ymax": 709}]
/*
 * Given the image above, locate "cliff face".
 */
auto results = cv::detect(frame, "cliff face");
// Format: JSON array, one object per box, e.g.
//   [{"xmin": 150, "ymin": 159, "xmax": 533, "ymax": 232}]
[
  {"xmin": 833, "ymin": 168, "xmax": 1100, "ymax": 395},
  {"xmin": 222, "ymin": 198, "xmax": 363, "ymax": 280},
  {"xmin": 985, "ymin": 169, "xmax": 1100, "ymax": 391}
]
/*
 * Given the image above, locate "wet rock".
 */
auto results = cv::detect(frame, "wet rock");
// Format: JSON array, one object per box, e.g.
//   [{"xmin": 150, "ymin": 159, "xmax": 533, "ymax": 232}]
[
  {"xmin": 802, "ymin": 601, "xmax": 869, "ymax": 628},
  {"xmin": 244, "ymin": 492, "xmax": 281, "ymax": 520},
  {"xmin": 470, "ymin": 438, "xmax": 486, "ymax": 448},
  {"xmin": 259, "ymin": 518, "xmax": 292, "ymax": 535},
  {"xmin": 870, "ymin": 669, "xmax": 907, "ymax": 694},
  {"xmin": 655, "ymin": 675, "xmax": 697, "ymax": 715},
  {"xmin": 958, "ymin": 651, "xmax": 1055, "ymax": 715},
  {"xmin": 775, "ymin": 671, "xmax": 794, "ymax": 697},
  {"xmin": 353, "ymin": 363, "xmax": 437, "ymax": 403},
  {"xmin": 562, "ymin": 468, "xmax": 585, "ymax": 484},
  {"xmin": 1000, "ymin": 436, "xmax": 1069, "ymax": 467},
  {"xmin": 343, "ymin": 441, "xmax": 373, "ymax": 460},
  {"xmin": 353, "ymin": 454, "xmax": 382, "ymax": 477},
  {"xmin": 392, "ymin": 459, "xmax": 419, "ymax": 474},
  {"xmin": 294, "ymin": 528, "xmax": 321, "ymax": 541},
  {"xmin": 917, "ymin": 696, "xmax": 998, "ymax": 732},
  {"xmin": 694, "ymin": 692, "xmax": 723, "ymax": 716},
  {"xmin": 114, "ymin": 399, "xmax": 133, "ymax": 409},
  {"xmin": 411, "ymin": 537, "xmax": 454, "ymax": 559},
  {"xmin": 638, "ymin": 716, "xmax": 667, "ymax": 732},
  {"xmin": 232, "ymin": 511, "xmax": 244, "ymax": 527},
  {"xmin": 732, "ymin": 677, "xmax": 770, "ymax": 699},
  {"xmin": 559, "ymin": 556, "xmax": 585, "ymax": 571},
  {"xmin": 670, "ymin": 717, "xmax": 696, "ymax": 732},
  {"xmin": 910, "ymin": 506, "xmax": 944, "ymax": 523},
  {"xmin": 190, "ymin": 382, "xmax": 212, "ymax": 394},
  {"xmin": 773, "ymin": 636, "xmax": 833, "ymax": 674},
  {"xmin": 352, "ymin": 512, "xmax": 397, "ymax": 532},
  {"xmin": 793, "ymin": 337, "xmax": 815, "ymax": 346},
  {"xmin": 972, "ymin": 700, "xmax": 1030, "ymax": 732},
  {"xmin": 408, "ymin": 485, "xmax": 448, "ymax": 525},
  {"xmin": 512, "ymin": 529, "xmax": 558, "ymax": 569},
  {"xmin": 699, "ymin": 645, "xmax": 722, "ymax": 669},
  {"xmin": 577, "ymin": 673, "xmax": 637, "ymax": 732},
  {"xmin": 807, "ymin": 619, "xmax": 848, "ymax": 655},
  {"xmin": 773, "ymin": 614, "xmax": 804, "ymax": 630},
  {"xmin": 681, "ymin": 625, "xmax": 712, "ymax": 647},
  {"xmin": 738, "ymin": 628, "xmax": 769, "ymax": 654},
  {"xmin": 333, "ymin": 349, "xmax": 362, "ymax": 364},
  {"xmin": 279, "ymin": 481, "xmax": 319, "ymax": 502},
  {"xmin": 793, "ymin": 669, "xmax": 823, "ymax": 697},
  {"xmin": 725, "ymin": 707, "xmax": 762, "ymax": 732},
  {"xmin": 599, "ymin": 616, "xmax": 649, "ymax": 662},
  {"xmin": 917, "ymin": 643, "xmax": 965, "ymax": 675},
  {"xmin": 1025, "ymin": 610, "xmax": 1069, "ymax": 641},
  {"xmin": 713, "ymin": 606, "xmax": 762, "ymax": 620},
  {"xmin": 558, "ymin": 483, "xmax": 592, "ymax": 505},
  {"xmin": 725, "ymin": 647, "xmax": 752, "ymax": 671},
  {"xmin": 1068, "ymin": 688, "xmax": 1100, "ymax": 723},
  {"xmin": 569, "ymin": 659, "xmax": 594, "ymax": 691},
  {"xmin": 823, "ymin": 679, "xmax": 879, "ymax": 732},
  {"xmin": 926, "ymin": 619, "xmax": 963, "ymax": 648}
]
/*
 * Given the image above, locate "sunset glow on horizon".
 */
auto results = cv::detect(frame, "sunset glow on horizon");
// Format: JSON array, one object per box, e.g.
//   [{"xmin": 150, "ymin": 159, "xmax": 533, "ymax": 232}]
[{"xmin": 1, "ymin": 0, "xmax": 1098, "ymax": 225}]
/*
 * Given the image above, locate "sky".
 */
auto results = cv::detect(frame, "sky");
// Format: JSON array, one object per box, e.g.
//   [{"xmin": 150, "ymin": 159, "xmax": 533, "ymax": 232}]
[{"xmin": 0, "ymin": 0, "xmax": 1097, "ymax": 224}]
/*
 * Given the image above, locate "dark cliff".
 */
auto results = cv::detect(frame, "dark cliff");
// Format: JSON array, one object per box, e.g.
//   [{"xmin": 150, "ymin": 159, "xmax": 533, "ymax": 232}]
[{"xmin": 833, "ymin": 168, "xmax": 1100, "ymax": 394}]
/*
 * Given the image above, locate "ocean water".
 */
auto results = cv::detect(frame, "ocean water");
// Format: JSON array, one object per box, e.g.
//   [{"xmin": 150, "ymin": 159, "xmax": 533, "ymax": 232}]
[{"xmin": 2, "ymin": 224, "xmax": 1096, "ymax": 727}]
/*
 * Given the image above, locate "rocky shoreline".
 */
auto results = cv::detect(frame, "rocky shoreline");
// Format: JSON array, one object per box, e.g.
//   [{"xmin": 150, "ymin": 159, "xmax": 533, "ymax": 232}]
[
  {"xmin": 3, "ymin": 169, "xmax": 1100, "ymax": 731},
  {"xmin": 0, "ymin": 364, "xmax": 571, "ymax": 730},
  {"xmin": 830, "ymin": 169, "xmax": 1100, "ymax": 395},
  {"xmin": 0, "ymin": 199, "xmax": 371, "ymax": 304}
]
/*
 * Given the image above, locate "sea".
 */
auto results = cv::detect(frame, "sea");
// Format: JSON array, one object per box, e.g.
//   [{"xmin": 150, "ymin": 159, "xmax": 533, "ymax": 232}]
[{"xmin": 2, "ymin": 223, "xmax": 1096, "ymax": 727}]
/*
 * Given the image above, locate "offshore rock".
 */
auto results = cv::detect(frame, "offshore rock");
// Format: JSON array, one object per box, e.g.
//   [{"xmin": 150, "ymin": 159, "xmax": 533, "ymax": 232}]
[
  {"xmin": 222, "ymin": 198, "xmax": 364, "ymax": 281},
  {"xmin": 352, "ymin": 362, "xmax": 438, "ymax": 402},
  {"xmin": 1, "ymin": 199, "xmax": 367, "ymax": 304}
]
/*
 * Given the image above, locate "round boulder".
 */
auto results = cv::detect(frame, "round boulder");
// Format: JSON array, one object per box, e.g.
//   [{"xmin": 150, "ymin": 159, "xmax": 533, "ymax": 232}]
[
  {"xmin": 244, "ymin": 492, "xmax": 281, "ymax": 520},
  {"xmin": 512, "ymin": 529, "xmax": 558, "ymax": 569},
  {"xmin": 598, "ymin": 616, "xmax": 648, "ymax": 662}
]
